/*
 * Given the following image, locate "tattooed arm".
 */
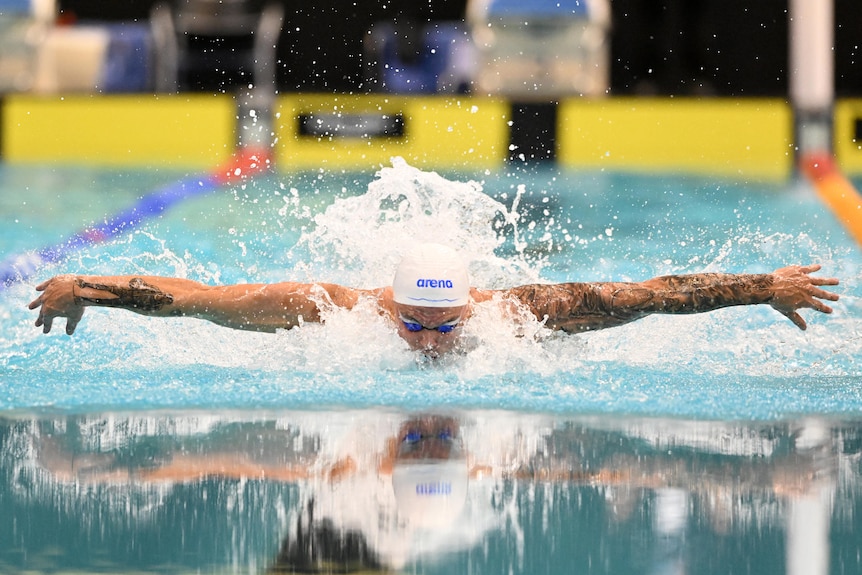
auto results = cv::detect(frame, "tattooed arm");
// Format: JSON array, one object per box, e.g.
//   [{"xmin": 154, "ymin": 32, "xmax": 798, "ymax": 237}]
[
  {"xmin": 29, "ymin": 274, "xmax": 366, "ymax": 335},
  {"xmin": 501, "ymin": 264, "xmax": 839, "ymax": 333}
]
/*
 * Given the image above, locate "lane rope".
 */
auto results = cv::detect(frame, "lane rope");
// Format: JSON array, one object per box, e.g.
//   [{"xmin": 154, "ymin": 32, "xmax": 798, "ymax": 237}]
[
  {"xmin": 799, "ymin": 152, "xmax": 862, "ymax": 249},
  {"xmin": 0, "ymin": 147, "xmax": 270, "ymax": 287}
]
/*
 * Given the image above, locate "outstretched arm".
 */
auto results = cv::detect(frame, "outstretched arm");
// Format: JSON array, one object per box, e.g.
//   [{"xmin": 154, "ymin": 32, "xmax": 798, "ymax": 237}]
[
  {"xmin": 29, "ymin": 274, "xmax": 367, "ymax": 335},
  {"xmin": 503, "ymin": 264, "xmax": 839, "ymax": 333}
]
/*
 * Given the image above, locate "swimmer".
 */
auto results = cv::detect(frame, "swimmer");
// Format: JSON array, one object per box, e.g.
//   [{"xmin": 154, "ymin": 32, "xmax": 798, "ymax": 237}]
[{"xmin": 29, "ymin": 243, "xmax": 840, "ymax": 357}]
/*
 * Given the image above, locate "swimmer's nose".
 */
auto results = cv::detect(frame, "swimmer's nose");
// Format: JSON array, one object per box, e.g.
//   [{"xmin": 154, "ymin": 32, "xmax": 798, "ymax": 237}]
[{"xmin": 418, "ymin": 330, "xmax": 440, "ymax": 349}]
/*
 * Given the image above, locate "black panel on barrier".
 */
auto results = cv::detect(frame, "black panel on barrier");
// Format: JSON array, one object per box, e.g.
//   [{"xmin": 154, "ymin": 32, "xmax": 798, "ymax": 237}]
[
  {"xmin": 508, "ymin": 103, "xmax": 557, "ymax": 163},
  {"xmin": 298, "ymin": 113, "xmax": 405, "ymax": 139}
]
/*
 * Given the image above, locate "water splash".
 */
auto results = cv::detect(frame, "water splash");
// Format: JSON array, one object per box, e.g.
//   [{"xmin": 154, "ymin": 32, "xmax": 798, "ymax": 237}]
[
  {"xmin": 288, "ymin": 157, "xmax": 545, "ymax": 289},
  {"xmin": 2, "ymin": 160, "xmax": 860, "ymax": 417}
]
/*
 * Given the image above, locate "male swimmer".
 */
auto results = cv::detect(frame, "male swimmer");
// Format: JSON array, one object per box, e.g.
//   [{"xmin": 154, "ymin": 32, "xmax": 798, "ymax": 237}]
[{"xmin": 30, "ymin": 243, "xmax": 840, "ymax": 357}]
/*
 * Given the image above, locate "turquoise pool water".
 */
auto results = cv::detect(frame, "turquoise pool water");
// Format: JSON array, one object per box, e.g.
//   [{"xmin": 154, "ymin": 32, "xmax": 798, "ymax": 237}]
[
  {"xmin": 1, "ymin": 158, "xmax": 861, "ymax": 574},
  {"xmin": 2, "ymin": 158, "xmax": 860, "ymax": 418}
]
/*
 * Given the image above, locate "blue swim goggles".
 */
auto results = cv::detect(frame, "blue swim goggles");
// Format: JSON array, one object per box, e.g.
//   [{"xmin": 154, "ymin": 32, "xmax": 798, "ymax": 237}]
[{"xmin": 399, "ymin": 314, "xmax": 461, "ymax": 334}]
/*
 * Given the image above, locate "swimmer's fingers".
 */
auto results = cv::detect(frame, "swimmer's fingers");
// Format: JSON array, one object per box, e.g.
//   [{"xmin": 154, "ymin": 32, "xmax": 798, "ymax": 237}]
[
  {"xmin": 795, "ymin": 264, "xmax": 841, "ymax": 308},
  {"xmin": 811, "ymin": 284, "xmax": 840, "ymax": 303},
  {"xmin": 35, "ymin": 305, "xmax": 83, "ymax": 335},
  {"xmin": 30, "ymin": 274, "xmax": 83, "ymax": 335},
  {"xmin": 795, "ymin": 263, "xmax": 840, "ymax": 282},
  {"xmin": 774, "ymin": 288, "xmax": 837, "ymax": 331},
  {"xmin": 796, "ymin": 263, "xmax": 823, "ymax": 274},
  {"xmin": 30, "ymin": 289, "xmax": 52, "ymax": 333},
  {"xmin": 33, "ymin": 302, "xmax": 56, "ymax": 334},
  {"xmin": 36, "ymin": 313, "xmax": 51, "ymax": 333},
  {"xmin": 797, "ymin": 283, "xmax": 838, "ymax": 316},
  {"xmin": 810, "ymin": 291, "xmax": 836, "ymax": 314},
  {"xmin": 28, "ymin": 278, "xmax": 54, "ymax": 310},
  {"xmin": 773, "ymin": 263, "xmax": 840, "ymax": 287},
  {"xmin": 28, "ymin": 294, "xmax": 43, "ymax": 311},
  {"xmin": 769, "ymin": 264, "xmax": 840, "ymax": 326},
  {"xmin": 810, "ymin": 274, "xmax": 840, "ymax": 288},
  {"xmin": 64, "ymin": 308, "xmax": 84, "ymax": 335},
  {"xmin": 780, "ymin": 310, "xmax": 807, "ymax": 331},
  {"xmin": 34, "ymin": 278, "xmax": 52, "ymax": 291}
]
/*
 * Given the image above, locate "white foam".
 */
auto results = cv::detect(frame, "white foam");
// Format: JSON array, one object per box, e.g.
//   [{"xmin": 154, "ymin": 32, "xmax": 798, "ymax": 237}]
[
  {"xmin": 6, "ymin": 159, "xmax": 861, "ymax": 415},
  {"xmin": 288, "ymin": 157, "xmax": 545, "ymax": 290}
]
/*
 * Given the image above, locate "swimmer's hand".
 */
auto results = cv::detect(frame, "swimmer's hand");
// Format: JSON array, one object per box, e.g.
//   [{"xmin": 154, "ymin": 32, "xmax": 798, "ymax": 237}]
[
  {"xmin": 768, "ymin": 264, "xmax": 839, "ymax": 330},
  {"xmin": 29, "ymin": 275, "xmax": 85, "ymax": 335}
]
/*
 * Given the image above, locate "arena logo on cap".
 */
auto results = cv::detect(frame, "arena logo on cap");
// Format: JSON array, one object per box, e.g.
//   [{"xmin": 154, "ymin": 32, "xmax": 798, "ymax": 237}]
[{"xmin": 416, "ymin": 279, "xmax": 455, "ymax": 288}]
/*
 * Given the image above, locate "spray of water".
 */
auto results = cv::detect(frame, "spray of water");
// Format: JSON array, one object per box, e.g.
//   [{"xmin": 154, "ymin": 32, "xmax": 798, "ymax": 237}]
[
  {"xmin": 3, "ymin": 158, "xmax": 860, "ymax": 416},
  {"xmin": 287, "ymin": 157, "xmax": 545, "ymax": 289}
]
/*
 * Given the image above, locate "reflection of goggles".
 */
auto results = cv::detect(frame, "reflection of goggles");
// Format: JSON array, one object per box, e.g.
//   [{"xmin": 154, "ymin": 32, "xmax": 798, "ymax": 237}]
[
  {"xmin": 399, "ymin": 314, "xmax": 460, "ymax": 334},
  {"xmin": 399, "ymin": 427, "xmax": 461, "ymax": 459},
  {"xmin": 402, "ymin": 429, "xmax": 454, "ymax": 443}
]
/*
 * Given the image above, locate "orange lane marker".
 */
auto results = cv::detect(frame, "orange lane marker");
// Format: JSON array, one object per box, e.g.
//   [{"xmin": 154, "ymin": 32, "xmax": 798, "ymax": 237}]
[{"xmin": 799, "ymin": 152, "xmax": 862, "ymax": 248}]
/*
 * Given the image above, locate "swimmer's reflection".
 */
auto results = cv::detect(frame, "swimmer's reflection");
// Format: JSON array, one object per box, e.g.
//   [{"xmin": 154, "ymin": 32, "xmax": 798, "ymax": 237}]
[
  {"xmin": 19, "ymin": 413, "xmax": 851, "ymax": 575},
  {"xmin": 33, "ymin": 414, "xmax": 478, "ymax": 572},
  {"xmin": 270, "ymin": 416, "xmax": 469, "ymax": 573}
]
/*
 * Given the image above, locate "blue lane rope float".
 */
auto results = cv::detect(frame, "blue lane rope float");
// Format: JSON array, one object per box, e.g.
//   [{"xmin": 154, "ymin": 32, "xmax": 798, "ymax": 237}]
[{"xmin": 0, "ymin": 148, "xmax": 270, "ymax": 288}]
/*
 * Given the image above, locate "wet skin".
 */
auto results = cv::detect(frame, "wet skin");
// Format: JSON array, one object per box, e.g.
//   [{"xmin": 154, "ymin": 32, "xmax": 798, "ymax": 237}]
[
  {"xmin": 29, "ymin": 266, "xmax": 840, "ymax": 357},
  {"xmin": 393, "ymin": 303, "xmax": 469, "ymax": 357}
]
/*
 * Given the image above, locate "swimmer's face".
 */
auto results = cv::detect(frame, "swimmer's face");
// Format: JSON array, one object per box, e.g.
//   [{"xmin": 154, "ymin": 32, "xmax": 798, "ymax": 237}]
[
  {"xmin": 397, "ymin": 415, "xmax": 462, "ymax": 461},
  {"xmin": 394, "ymin": 303, "xmax": 468, "ymax": 357}
]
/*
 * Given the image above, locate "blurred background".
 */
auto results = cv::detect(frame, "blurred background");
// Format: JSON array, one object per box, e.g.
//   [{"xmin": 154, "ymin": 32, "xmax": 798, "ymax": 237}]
[
  {"xmin": 1, "ymin": 0, "xmax": 859, "ymax": 97},
  {"xmin": 0, "ymin": 0, "xmax": 860, "ymax": 179}
]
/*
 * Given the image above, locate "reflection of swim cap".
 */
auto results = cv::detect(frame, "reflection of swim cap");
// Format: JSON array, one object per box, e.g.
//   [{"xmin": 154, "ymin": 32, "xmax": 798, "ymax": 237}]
[
  {"xmin": 392, "ymin": 243, "xmax": 470, "ymax": 307},
  {"xmin": 391, "ymin": 460, "xmax": 469, "ymax": 528}
]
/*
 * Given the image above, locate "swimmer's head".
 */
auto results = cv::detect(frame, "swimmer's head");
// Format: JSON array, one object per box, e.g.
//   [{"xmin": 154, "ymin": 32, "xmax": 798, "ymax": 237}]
[
  {"xmin": 392, "ymin": 243, "xmax": 470, "ymax": 308},
  {"xmin": 391, "ymin": 414, "xmax": 468, "ymax": 528}
]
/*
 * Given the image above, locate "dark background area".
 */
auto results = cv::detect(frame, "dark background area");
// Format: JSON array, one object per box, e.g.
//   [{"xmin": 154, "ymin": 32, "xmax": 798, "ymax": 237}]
[{"xmin": 58, "ymin": 0, "xmax": 862, "ymax": 97}]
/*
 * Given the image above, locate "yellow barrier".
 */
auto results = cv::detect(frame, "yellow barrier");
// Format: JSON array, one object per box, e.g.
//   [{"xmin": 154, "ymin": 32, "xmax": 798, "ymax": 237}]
[
  {"xmin": 2, "ymin": 94, "xmax": 235, "ymax": 168},
  {"xmin": 557, "ymin": 98, "xmax": 793, "ymax": 180},
  {"xmin": 274, "ymin": 95, "xmax": 509, "ymax": 171},
  {"xmin": 7, "ymin": 93, "xmax": 860, "ymax": 180}
]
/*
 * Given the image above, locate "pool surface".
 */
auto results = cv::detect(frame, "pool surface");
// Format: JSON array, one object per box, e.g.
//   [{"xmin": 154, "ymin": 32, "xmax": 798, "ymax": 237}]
[{"xmin": 1, "ymin": 158, "xmax": 861, "ymax": 573}]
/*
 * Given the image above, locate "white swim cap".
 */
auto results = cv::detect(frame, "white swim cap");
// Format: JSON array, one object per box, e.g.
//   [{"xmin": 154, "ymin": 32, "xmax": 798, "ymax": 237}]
[
  {"xmin": 392, "ymin": 243, "xmax": 470, "ymax": 307},
  {"xmin": 391, "ymin": 460, "xmax": 469, "ymax": 528}
]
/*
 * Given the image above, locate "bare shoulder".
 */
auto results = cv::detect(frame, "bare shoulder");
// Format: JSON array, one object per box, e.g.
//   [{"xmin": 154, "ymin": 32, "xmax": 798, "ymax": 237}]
[
  {"xmin": 469, "ymin": 287, "xmax": 499, "ymax": 304},
  {"xmin": 325, "ymin": 283, "xmax": 386, "ymax": 309}
]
